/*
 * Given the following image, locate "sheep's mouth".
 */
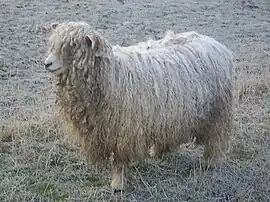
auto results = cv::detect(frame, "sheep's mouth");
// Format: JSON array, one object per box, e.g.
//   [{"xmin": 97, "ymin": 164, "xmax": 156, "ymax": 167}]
[{"xmin": 45, "ymin": 65, "xmax": 62, "ymax": 73}]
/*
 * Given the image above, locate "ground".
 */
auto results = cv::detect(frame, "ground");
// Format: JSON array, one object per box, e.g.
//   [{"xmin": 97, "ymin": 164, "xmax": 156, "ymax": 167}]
[{"xmin": 0, "ymin": 0, "xmax": 269, "ymax": 201}]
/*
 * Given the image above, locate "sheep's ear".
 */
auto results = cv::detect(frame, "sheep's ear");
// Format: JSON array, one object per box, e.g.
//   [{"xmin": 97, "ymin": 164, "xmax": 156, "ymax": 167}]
[
  {"xmin": 86, "ymin": 34, "xmax": 99, "ymax": 50},
  {"xmin": 86, "ymin": 34, "xmax": 108, "ymax": 57},
  {"xmin": 51, "ymin": 23, "xmax": 59, "ymax": 30}
]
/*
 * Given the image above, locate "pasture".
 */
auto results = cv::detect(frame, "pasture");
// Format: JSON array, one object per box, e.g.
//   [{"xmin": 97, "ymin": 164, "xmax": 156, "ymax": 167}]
[{"xmin": 0, "ymin": 0, "xmax": 269, "ymax": 201}]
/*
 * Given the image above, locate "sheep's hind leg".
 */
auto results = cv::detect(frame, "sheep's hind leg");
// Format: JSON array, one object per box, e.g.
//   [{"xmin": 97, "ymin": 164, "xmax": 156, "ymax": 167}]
[
  {"xmin": 149, "ymin": 143, "xmax": 172, "ymax": 158},
  {"xmin": 149, "ymin": 145, "xmax": 158, "ymax": 157},
  {"xmin": 203, "ymin": 122, "xmax": 231, "ymax": 169},
  {"xmin": 203, "ymin": 141, "xmax": 225, "ymax": 169},
  {"xmin": 195, "ymin": 112, "xmax": 232, "ymax": 169},
  {"xmin": 111, "ymin": 162, "xmax": 126, "ymax": 192}
]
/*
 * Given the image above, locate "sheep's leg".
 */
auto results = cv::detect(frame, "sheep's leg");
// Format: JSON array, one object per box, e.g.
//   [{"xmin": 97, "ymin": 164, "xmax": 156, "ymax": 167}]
[
  {"xmin": 203, "ymin": 126, "xmax": 231, "ymax": 169},
  {"xmin": 149, "ymin": 145, "xmax": 157, "ymax": 157},
  {"xmin": 111, "ymin": 162, "xmax": 126, "ymax": 192},
  {"xmin": 203, "ymin": 141, "xmax": 224, "ymax": 168},
  {"xmin": 195, "ymin": 104, "xmax": 232, "ymax": 169},
  {"xmin": 149, "ymin": 143, "xmax": 171, "ymax": 158}
]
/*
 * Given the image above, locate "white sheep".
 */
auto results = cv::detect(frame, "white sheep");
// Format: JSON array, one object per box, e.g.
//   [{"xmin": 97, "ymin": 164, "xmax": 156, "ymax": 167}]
[{"xmin": 44, "ymin": 21, "xmax": 233, "ymax": 191}]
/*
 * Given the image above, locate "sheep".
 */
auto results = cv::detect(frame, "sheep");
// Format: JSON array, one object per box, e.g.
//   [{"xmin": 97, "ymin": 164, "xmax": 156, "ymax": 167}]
[{"xmin": 44, "ymin": 21, "xmax": 233, "ymax": 191}]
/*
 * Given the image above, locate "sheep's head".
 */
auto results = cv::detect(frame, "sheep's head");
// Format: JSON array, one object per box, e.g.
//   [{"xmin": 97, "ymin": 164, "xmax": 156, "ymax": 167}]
[{"xmin": 44, "ymin": 21, "xmax": 112, "ymax": 76}]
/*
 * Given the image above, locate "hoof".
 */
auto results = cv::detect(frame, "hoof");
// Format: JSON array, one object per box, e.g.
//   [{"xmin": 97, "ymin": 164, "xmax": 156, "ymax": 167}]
[
  {"xmin": 203, "ymin": 163, "xmax": 215, "ymax": 171},
  {"xmin": 203, "ymin": 157, "xmax": 224, "ymax": 170},
  {"xmin": 113, "ymin": 189, "xmax": 124, "ymax": 194}
]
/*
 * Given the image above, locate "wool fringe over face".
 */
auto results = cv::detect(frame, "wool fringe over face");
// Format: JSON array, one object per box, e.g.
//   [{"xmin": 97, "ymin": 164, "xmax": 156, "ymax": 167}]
[{"xmin": 44, "ymin": 21, "xmax": 233, "ymax": 190}]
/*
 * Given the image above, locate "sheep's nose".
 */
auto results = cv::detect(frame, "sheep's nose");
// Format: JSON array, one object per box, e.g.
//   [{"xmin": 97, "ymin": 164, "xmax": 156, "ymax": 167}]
[{"xmin": 45, "ymin": 62, "xmax": 52, "ymax": 69}]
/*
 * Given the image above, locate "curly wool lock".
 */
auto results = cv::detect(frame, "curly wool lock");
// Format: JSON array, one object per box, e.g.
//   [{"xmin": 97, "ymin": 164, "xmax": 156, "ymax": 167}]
[
  {"xmin": 116, "ymin": 30, "xmax": 197, "ymax": 53},
  {"xmin": 44, "ymin": 21, "xmax": 233, "ymax": 191}
]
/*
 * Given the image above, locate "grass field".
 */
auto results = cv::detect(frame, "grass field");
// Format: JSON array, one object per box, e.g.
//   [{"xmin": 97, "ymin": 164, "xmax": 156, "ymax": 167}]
[{"xmin": 0, "ymin": 0, "xmax": 269, "ymax": 201}]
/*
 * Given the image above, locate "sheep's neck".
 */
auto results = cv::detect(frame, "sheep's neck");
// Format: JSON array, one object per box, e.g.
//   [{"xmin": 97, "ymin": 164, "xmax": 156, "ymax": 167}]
[{"xmin": 55, "ymin": 57, "xmax": 111, "ymax": 123}]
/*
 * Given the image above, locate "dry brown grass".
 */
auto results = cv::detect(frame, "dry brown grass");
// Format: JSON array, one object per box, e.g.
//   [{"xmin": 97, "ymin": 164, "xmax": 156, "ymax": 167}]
[{"xmin": 0, "ymin": 54, "xmax": 269, "ymax": 201}]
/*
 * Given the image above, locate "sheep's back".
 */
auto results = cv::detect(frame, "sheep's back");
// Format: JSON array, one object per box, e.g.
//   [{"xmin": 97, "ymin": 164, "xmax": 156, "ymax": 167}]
[{"xmin": 110, "ymin": 34, "xmax": 233, "ymax": 123}]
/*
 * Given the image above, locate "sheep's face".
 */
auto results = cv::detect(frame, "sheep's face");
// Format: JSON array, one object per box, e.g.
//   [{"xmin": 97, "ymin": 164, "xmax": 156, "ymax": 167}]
[
  {"xmin": 44, "ymin": 52, "xmax": 67, "ymax": 76},
  {"xmin": 44, "ymin": 21, "xmax": 112, "ymax": 77},
  {"xmin": 44, "ymin": 22, "xmax": 90, "ymax": 76},
  {"xmin": 44, "ymin": 24, "xmax": 80, "ymax": 76}
]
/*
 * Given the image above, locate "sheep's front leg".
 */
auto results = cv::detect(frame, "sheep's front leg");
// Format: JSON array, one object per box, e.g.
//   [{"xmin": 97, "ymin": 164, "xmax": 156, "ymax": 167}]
[{"xmin": 111, "ymin": 162, "xmax": 126, "ymax": 192}]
